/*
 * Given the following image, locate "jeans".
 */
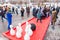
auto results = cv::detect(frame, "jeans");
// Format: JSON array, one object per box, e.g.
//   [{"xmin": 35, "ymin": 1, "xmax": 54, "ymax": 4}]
[{"xmin": 8, "ymin": 20, "xmax": 12, "ymax": 30}]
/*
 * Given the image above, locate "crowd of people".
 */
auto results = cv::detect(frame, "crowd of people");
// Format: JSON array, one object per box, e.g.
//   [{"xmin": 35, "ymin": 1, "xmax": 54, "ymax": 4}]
[
  {"xmin": 32, "ymin": 5, "xmax": 60, "ymax": 30},
  {"xmin": 0, "ymin": 5, "xmax": 60, "ymax": 30},
  {"xmin": 11, "ymin": 6, "xmax": 31, "ymax": 19},
  {"xmin": 0, "ymin": 6, "xmax": 12, "ymax": 30},
  {"xmin": 0, "ymin": 5, "xmax": 31, "ymax": 30}
]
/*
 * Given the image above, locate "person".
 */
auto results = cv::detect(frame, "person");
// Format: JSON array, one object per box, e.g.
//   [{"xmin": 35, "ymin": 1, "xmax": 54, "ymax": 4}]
[
  {"xmin": 3, "ymin": 6, "xmax": 7, "ymax": 15},
  {"xmin": 56, "ymin": 6, "xmax": 59, "ymax": 18},
  {"xmin": 12, "ymin": 7, "xmax": 14, "ymax": 14},
  {"xmin": 32, "ymin": 6, "xmax": 36, "ymax": 17},
  {"xmin": 41, "ymin": 7, "xmax": 44, "ymax": 16},
  {"xmin": 0, "ymin": 6, "xmax": 6, "ymax": 22},
  {"xmin": 49, "ymin": 6, "xmax": 53, "ymax": 25},
  {"xmin": 21, "ymin": 7, "xmax": 25, "ymax": 19},
  {"xmin": 9, "ymin": 8, "xmax": 11, "ymax": 12},
  {"xmin": 16, "ymin": 8, "xmax": 18, "ymax": 15},
  {"xmin": 5, "ymin": 5, "xmax": 8, "ymax": 12},
  {"xmin": 37, "ymin": 9, "xmax": 42, "ymax": 23},
  {"xmin": 35, "ymin": 8, "xmax": 39, "ymax": 18},
  {"xmin": 52, "ymin": 8, "xmax": 57, "ymax": 30},
  {"xmin": 46, "ymin": 7, "xmax": 50, "ymax": 17},
  {"xmin": 43, "ymin": 7, "xmax": 47, "ymax": 17},
  {"xmin": 26, "ymin": 6, "xmax": 30, "ymax": 17},
  {"xmin": 6, "ymin": 8, "xmax": 12, "ymax": 30}
]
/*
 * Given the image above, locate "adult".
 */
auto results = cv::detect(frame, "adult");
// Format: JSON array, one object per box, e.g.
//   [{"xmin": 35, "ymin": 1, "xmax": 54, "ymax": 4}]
[
  {"xmin": 6, "ymin": 8, "xmax": 12, "ymax": 30},
  {"xmin": 26, "ymin": 6, "xmax": 30, "ymax": 17},
  {"xmin": 56, "ymin": 6, "xmax": 59, "ymax": 18},
  {"xmin": 32, "ymin": 6, "xmax": 36, "ymax": 17},
  {"xmin": 52, "ymin": 8, "xmax": 57, "ymax": 30},
  {"xmin": 3, "ymin": 6, "xmax": 6, "ymax": 14},
  {"xmin": 12, "ymin": 7, "xmax": 15, "ymax": 14},
  {"xmin": 43, "ymin": 7, "xmax": 47, "ymax": 17},
  {"xmin": 0, "ymin": 6, "xmax": 6, "ymax": 22},
  {"xmin": 37, "ymin": 8, "xmax": 42, "ymax": 23},
  {"xmin": 21, "ymin": 7, "xmax": 25, "ymax": 19},
  {"xmin": 16, "ymin": 8, "xmax": 18, "ymax": 15}
]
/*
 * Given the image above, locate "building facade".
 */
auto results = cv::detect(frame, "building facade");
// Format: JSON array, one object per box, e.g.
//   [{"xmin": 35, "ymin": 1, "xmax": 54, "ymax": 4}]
[{"xmin": 0, "ymin": 0, "xmax": 60, "ymax": 4}]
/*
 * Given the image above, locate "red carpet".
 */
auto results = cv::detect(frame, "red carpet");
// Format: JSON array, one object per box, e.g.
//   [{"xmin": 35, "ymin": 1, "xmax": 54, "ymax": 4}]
[{"xmin": 3, "ymin": 17, "xmax": 50, "ymax": 40}]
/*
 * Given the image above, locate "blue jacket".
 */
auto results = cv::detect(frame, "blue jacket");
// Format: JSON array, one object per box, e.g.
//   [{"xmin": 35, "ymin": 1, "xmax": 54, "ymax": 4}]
[{"xmin": 6, "ymin": 12, "xmax": 12, "ymax": 21}]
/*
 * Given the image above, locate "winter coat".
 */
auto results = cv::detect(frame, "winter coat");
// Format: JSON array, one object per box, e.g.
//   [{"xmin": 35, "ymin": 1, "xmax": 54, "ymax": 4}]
[{"xmin": 52, "ymin": 10, "xmax": 57, "ymax": 22}]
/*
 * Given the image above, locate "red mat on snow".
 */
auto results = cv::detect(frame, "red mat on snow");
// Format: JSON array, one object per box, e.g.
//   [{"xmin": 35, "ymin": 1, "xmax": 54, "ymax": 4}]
[{"xmin": 2, "ymin": 17, "xmax": 50, "ymax": 40}]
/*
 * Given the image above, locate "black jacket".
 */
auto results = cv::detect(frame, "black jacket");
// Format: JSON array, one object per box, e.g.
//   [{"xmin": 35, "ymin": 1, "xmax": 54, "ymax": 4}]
[{"xmin": 0, "ymin": 8, "xmax": 4, "ymax": 16}]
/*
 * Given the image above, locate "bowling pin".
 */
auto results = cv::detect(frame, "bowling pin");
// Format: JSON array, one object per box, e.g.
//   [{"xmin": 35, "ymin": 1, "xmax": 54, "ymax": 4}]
[
  {"xmin": 16, "ymin": 30, "xmax": 22, "ymax": 38},
  {"xmin": 25, "ymin": 23, "xmax": 33, "ymax": 36},
  {"xmin": 16, "ymin": 23, "xmax": 22, "ymax": 38},
  {"xmin": 27, "ymin": 24, "xmax": 33, "ymax": 36},
  {"xmin": 24, "ymin": 34, "xmax": 30, "ymax": 40},
  {"xmin": 25, "ymin": 22, "xmax": 29, "ymax": 33},
  {"xmin": 10, "ymin": 25, "xmax": 15, "ymax": 36}
]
